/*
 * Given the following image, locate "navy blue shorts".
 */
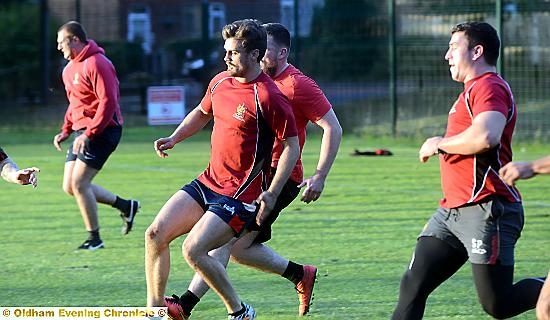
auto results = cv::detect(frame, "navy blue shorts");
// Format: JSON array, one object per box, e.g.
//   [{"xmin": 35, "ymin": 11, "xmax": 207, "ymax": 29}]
[
  {"xmin": 66, "ymin": 126, "xmax": 122, "ymax": 170},
  {"xmin": 181, "ymin": 179, "xmax": 258, "ymax": 237},
  {"xmin": 249, "ymin": 176, "xmax": 300, "ymax": 243},
  {"xmin": 419, "ymin": 196, "xmax": 524, "ymax": 265}
]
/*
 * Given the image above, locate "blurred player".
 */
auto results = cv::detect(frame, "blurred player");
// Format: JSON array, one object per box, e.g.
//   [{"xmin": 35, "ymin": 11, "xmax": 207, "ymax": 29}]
[
  {"xmin": 53, "ymin": 21, "xmax": 139, "ymax": 250},
  {"xmin": 145, "ymin": 19, "xmax": 299, "ymax": 320},
  {"xmin": 499, "ymin": 156, "xmax": 550, "ymax": 320},
  {"xmin": 0, "ymin": 147, "xmax": 39, "ymax": 187},
  {"xmin": 164, "ymin": 22, "xmax": 342, "ymax": 319},
  {"xmin": 392, "ymin": 22, "xmax": 544, "ymax": 319}
]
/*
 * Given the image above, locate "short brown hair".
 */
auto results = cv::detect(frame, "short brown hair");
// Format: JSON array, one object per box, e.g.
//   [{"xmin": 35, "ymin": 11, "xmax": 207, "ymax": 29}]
[{"xmin": 222, "ymin": 19, "xmax": 266, "ymax": 62}]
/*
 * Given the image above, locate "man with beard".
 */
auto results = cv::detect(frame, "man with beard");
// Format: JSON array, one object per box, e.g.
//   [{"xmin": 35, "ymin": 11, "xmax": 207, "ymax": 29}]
[
  {"xmin": 164, "ymin": 22, "xmax": 342, "ymax": 319},
  {"xmin": 145, "ymin": 19, "xmax": 299, "ymax": 320}
]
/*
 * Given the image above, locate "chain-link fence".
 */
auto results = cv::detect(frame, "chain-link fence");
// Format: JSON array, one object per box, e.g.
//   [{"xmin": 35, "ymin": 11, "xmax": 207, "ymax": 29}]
[{"xmin": 2, "ymin": 0, "xmax": 550, "ymax": 140}]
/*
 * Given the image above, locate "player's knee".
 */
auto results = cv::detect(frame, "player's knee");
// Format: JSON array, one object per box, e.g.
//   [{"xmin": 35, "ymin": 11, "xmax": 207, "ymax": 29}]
[
  {"xmin": 229, "ymin": 251, "xmax": 244, "ymax": 265},
  {"xmin": 144, "ymin": 224, "xmax": 167, "ymax": 250},
  {"xmin": 182, "ymin": 238, "xmax": 199, "ymax": 266},
  {"xmin": 70, "ymin": 178, "xmax": 88, "ymax": 194},
  {"xmin": 62, "ymin": 183, "xmax": 73, "ymax": 196},
  {"xmin": 399, "ymin": 269, "xmax": 428, "ymax": 300}
]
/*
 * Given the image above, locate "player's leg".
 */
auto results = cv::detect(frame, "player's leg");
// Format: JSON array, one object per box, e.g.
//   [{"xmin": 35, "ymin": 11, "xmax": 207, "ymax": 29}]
[
  {"xmin": 164, "ymin": 240, "xmax": 235, "ymax": 320},
  {"xmin": 182, "ymin": 211, "xmax": 244, "ymax": 314},
  {"xmin": 63, "ymin": 159, "xmax": 122, "ymax": 207},
  {"xmin": 145, "ymin": 190, "xmax": 205, "ymax": 307},
  {"xmin": 230, "ymin": 231, "xmax": 316, "ymax": 316},
  {"xmin": 231, "ymin": 177, "xmax": 301, "ymax": 277},
  {"xmin": 82, "ymin": 127, "xmax": 140, "ymax": 234},
  {"xmin": 230, "ymin": 231, "xmax": 288, "ymax": 274},
  {"xmin": 472, "ymin": 263, "xmax": 544, "ymax": 318},
  {"xmin": 392, "ymin": 207, "xmax": 469, "ymax": 320},
  {"xmin": 182, "ymin": 192, "xmax": 258, "ymax": 319},
  {"xmin": 171, "ymin": 178, "xmax": 300, "ymax": 317},
  {"xmin": 465, "ymin": 197, "xmax": 544, "ymax": 318},
  {"xmin": 392, "ymin": 236, "xmax": 468, "ymax": 320},
  {"xmin": 230, "ymin": 177, "xmax": 317, "ymax": 315},
  {"xmin": 70, "ymin": 159, "xmax": 105, "ymax": 249}
]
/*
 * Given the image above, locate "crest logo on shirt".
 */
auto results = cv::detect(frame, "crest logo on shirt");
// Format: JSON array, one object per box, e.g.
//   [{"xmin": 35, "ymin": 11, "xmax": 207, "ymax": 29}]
[
  {"xmin": 72, "ymin": 73, "xmax": 80, "ymax": 85},
  {"xmin": 449, "ymin": 99, "xmax": 458, "ymax": 114},
  {"xmin": 232, "ymin": 103, "xmax": 246, "ymax": 122}
]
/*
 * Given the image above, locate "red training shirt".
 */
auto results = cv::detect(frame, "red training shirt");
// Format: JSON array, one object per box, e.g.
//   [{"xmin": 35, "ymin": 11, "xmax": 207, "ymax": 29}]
[
  {"xmin": 270, "ymin": 64, "xmax": 332, "ymax": 183},
  {"xmin": 439, "ymin": 72, "xmax": 521, "ymax": 208},
  {"xmin": 61, "ymin": 40, "xmax": 123, "ymax": 139},
  {"xmin": 198, "ymin": 71, "xmax": 297, "ymax": 203}
]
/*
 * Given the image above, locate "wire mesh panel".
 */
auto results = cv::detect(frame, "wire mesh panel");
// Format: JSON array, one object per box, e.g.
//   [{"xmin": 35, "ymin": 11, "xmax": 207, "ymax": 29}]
[{"xmin": 2, "ymin": 0, "xmax": 550, "ymax": 140}]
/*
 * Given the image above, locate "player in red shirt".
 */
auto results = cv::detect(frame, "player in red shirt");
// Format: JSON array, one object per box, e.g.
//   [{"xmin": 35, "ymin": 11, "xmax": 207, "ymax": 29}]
[
  {"xmin": 500, "ymin": 154, "xmax": 550, "ymax": 320},
  {"xmin": 145, "ymin": 19, "xmax": 299, "ymax": 320},
  {"xmin": 392, "ymin": 22, "xmax": 544, "ymax": 319},
  {"xmin": 52, "ymin": 21, "xmax": 139, "ymax": 250},
  {"xmin": 164, "ymin": 23, "xmax": 342, "ymax": 318},
  {"xmin": 0, "ymin": 147, "xmax": 39, "ymax": 187}
]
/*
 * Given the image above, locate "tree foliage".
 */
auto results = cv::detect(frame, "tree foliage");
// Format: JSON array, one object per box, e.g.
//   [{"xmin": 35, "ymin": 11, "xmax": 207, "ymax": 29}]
[
  {"xmin": 300, "ymin": 0, "xmax": 386, "ymax": 81},
  {"xmin": 0, "ymin": 1, "xmax": 57, "ymax": 101}
]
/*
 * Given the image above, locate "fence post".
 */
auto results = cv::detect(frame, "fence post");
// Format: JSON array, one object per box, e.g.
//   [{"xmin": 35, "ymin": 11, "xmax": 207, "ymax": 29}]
[
  {"xmin": 40, "ymin": 0, "xmax": 49, "ymax": 105},
  {"xmin": 293, "ymin": 0, "xmax": 300, "ymax": 67},
  {"xmin": 388, "ymin": 0, "xmax": 397, "ymax": 136},
  {"xmin": 496, "ymin": 0, "xmax": 504, "ymax": 77}
]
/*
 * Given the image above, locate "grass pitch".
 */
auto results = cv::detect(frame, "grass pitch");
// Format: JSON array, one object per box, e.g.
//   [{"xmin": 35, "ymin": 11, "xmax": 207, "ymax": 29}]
[{"xmin": 0, "ymin": 127, "xmax": 548, "ymax": 319}]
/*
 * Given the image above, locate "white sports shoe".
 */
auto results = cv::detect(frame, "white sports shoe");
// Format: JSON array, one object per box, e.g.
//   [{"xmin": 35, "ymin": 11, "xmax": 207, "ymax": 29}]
[{"xmin": 228, "ymin": 303, "xmax": 256, "ymax": 320}]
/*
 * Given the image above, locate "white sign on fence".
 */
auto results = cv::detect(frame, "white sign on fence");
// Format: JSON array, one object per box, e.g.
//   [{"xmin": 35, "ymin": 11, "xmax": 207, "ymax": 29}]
[{"xmin": 147, "ymin": 86, "xmax": 186, "ymax": 125}]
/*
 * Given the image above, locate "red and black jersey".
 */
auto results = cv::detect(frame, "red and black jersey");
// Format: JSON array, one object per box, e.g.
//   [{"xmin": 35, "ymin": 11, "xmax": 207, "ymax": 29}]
[
  {"xmin": 270, "ymin": 64, "xmax": 332, "ymax": 183},
  {"xmin": 197, "ymin": 71, "xmax": 297, "ymax": 203},
  {"xmin": 440, "ymin": 72, "xmax": 521, "ymax": 208}
]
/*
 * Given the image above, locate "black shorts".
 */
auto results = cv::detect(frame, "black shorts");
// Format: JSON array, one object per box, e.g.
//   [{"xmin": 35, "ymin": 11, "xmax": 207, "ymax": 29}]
[
  {"xmin": 181, "ymin": 179, "xmax": 258, "ymax": 237},
  {"xmin": 66, "ymin": 126, "xmax": 122, "ymax": 170},
  {"xmin": 419, "ymin": 196, "xmax": 524, "ymax": 265},
  {"xmin": 249, "ymin": 176, "xmax": 300, "ymax": 243}
]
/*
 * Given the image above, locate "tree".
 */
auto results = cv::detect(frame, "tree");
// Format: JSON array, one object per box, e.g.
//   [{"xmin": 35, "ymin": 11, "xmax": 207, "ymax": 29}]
[
  {"xmin": 0, "ymin": 1, "xmax": 57, "ymax": 101},
  {"xmin": 300, "ymin": 0, "xmax": 386, "ymax": 81}
]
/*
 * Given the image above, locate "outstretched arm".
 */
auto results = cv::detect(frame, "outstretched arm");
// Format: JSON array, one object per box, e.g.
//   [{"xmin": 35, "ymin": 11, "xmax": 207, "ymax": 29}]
[
  {"xmin": 419, "ymin": 111, "xmax": 506, "ymax": 162},
  {"xmin": 499, "ymin": 155, "xmax": 550, "ymax": 186},
  {"xmin": 299, "ymin": 109, "xmax": 342, "ymax": 203},
  {"xmin": 154, "ymin": 106, "xmax": 213, "ymax": 158},
  {"xmin": 0, "ymin": 157, "xmax": 39, "ymax": 187}
]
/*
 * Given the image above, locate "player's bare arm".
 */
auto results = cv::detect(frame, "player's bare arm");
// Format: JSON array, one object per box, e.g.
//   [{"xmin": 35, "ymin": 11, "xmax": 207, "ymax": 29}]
[
  {"xmin": 299, "ymin": 109, "xmax": 342, "ymax": 203},
  {"xmin": 499, "ymin": 155, "xmax": 550, "ymax": 186},
  {"xmin": 256, "ymin": 135, "xmax": 300, "ymax": 225},
  {"xmin": 419, "ymin": 136, "xmax": 443, "ymax": 163},
  {"xmin": 0, "ymin": 158, "xmax": 40, "ymax": 187},
  {"xmin": 154, "ymin": 106, "xmax": 212, "ymax": 158},
  {"xmin": 434, "ymin": 110, "xmax": 506, "ymax": 156},
  {"xmin": 53, "ymin": 132, "xmax": 70, "ymax": 151}
]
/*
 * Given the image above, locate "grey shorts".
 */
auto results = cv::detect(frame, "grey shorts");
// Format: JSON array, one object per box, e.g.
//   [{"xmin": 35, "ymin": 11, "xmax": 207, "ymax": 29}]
[{"xmin": 419, "ymin": 196, "xmax": 524, "ymax": 265}]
